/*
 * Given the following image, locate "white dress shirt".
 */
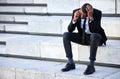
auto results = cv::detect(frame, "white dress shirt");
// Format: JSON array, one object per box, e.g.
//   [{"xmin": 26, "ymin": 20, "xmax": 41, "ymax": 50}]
[{"xmin": 81, "ymin": 18, "xmax": 91, "ymax": 34}]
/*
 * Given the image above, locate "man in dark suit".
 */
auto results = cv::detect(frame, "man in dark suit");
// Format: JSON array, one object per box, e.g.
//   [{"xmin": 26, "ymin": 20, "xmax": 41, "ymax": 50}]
[{"xmin": 61, "ymin": 3, "xmax": 107, "ymax": 75}]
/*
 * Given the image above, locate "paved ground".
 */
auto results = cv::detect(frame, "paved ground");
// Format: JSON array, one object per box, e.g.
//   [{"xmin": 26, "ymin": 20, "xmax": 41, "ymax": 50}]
[{"xmin": 0, "ymin": 57, "xmax": 120, "ymax": 79}]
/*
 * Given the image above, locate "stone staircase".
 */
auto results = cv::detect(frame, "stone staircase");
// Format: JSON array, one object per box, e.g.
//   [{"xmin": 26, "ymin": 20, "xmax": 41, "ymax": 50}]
[
  {"xmin": 0, "ymin": 57, "xmax": 120, "ymax": 79},
  {"xmin": 0, "ymin": 0, "xmax": 120, "ymax": 79}
]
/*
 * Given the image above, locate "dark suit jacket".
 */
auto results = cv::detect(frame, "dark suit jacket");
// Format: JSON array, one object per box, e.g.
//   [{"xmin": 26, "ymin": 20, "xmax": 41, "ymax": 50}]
[{"xmin": 68, "ymin": 8, "xmax": 107, "ymax": 45}]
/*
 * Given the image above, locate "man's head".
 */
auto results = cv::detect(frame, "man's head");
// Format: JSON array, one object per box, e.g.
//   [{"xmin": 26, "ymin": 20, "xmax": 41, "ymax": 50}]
[
  {"xmin": 81, "ymin": 3, "xmax": 92, "ymax": 14},
  {"xmin": 80, "ymin": 3, "xmax": 92, "ymax": 18}
]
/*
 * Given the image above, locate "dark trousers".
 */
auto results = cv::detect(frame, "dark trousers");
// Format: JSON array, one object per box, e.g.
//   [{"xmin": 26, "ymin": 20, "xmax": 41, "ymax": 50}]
[{"xmin": 63, "ymin": 32, "xmax": 102, "ymax": 61}]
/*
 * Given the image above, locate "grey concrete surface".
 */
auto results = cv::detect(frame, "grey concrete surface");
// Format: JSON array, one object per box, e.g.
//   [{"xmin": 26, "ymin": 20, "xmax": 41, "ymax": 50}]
[{"xmin": 0, "ymin": 57, "xmax": 120, "ymax": 79}]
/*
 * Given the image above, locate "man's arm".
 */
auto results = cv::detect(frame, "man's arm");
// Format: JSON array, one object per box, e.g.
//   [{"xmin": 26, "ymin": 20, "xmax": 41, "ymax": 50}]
[
  {"xmin": 68, "ymin": 9, "xmax": 80, "ymax": 32},
  {"xmin": 89, "ymin": 10, "xmax": 102, "ymax": 32},
  {"xmin": 86, "ymin": 5, "xmax": 102, "ymax": 32},
  {"xmin": 86, "ymin": 4, "xmax": 94, "ymax": 22}
]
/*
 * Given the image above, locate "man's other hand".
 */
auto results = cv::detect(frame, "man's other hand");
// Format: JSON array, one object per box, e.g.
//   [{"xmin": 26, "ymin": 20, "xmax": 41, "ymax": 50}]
[
  {"xmin": 86, "ymin": 5, "xmax": 93, "ymax": 19},
  {"xmin": 73, "ymin": 10, "xmax": 80, "ymax": 22}
]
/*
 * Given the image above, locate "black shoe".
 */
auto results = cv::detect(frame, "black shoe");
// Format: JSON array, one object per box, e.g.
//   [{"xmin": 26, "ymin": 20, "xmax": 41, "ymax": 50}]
[
  {"xmin": 84, "ymin": 65, "xmax": 95, "ymax": 75},
  {"xmin": 61, "ymin": 63, "xmax": 75, "ymax": 72}
]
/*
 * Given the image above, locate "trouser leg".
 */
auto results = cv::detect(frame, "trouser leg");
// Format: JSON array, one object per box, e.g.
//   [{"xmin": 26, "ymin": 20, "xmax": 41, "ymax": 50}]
[
  {"xmin": 63, "ymin": 32, "xmax": 72, "ymax": 59},
  {"xmin": 63, "ymin": 32, "xmax": 82, "ymax": 59},
  {"xmin": 89, "ymin": 33, "xmax": 102, "ymax": 62}
]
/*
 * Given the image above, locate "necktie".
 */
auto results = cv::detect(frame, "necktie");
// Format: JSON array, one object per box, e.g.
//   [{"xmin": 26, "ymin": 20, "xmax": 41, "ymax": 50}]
[{"xmin": 82, "ymin": 18, "xmax": 86, "ymax": 44}]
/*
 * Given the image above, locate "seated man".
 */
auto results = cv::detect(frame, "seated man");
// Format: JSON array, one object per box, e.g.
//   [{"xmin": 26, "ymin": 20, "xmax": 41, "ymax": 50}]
[{"xmin": 61, "ymin": 3, "xmax": 107, "ymax": 75}]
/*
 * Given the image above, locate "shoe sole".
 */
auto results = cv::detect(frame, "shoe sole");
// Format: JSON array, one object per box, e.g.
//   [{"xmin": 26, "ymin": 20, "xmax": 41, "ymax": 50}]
[{"xmin": 61, "ymin": 68, "xmax": 75, "ymax": 72}]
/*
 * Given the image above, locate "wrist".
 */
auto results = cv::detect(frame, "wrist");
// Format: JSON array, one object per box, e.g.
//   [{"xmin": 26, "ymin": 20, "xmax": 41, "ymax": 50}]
[
  {"xmin": 72, "ymin": 20, "xmax": 76, "ymax": 24},
  {"xmin": 89, "ymin": 16, "xmax": 93, "ymax": 19},
  {"xmin": 89, "ymin": 17, "xmax": 94, "ymax": 23}
]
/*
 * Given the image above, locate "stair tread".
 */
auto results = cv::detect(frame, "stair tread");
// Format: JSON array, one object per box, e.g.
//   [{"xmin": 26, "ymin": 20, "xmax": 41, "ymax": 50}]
[
  {"xmin": 0, "ymin": 33, "xmax": 120, "ymax": 47},
  {"xmin": 0, "ymin": 57, "xmax": 119, "ymax": 79}
]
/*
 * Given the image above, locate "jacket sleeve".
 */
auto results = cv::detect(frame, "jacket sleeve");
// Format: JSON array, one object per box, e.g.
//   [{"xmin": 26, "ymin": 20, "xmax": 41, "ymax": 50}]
[
  {"xmin": 68, "ymin": 10, "xmax": 78, "ymax": 32},
  {"xmin": 89, "ymin": 10, "xmax": 102, "ymax": 32}
]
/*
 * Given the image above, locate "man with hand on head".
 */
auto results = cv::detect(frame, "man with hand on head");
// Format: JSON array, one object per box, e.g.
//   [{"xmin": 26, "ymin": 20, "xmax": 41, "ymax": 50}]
[{"xmin": 61, "ymin": 3, "xmax": 107, "ymax": 75}]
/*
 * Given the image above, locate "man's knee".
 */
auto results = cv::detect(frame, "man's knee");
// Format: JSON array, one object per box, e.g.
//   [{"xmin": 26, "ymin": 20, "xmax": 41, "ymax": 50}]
[
  {"xmin": 63, "ymin": 32, "xmax": 70, "ymax": 39},
  {"xmin": 90, "ymin": 33, "xmax": 102, "ymax": 41}
]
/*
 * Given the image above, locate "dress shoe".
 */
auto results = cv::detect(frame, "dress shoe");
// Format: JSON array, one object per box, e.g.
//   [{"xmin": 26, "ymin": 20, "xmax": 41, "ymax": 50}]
[
  {"xmin": 61, "ymin": 63, "xmax": 75, "ymax": 72},
  {"xmin": 84, "ymin": 65, "xmax": 95, "ymax": 75}
]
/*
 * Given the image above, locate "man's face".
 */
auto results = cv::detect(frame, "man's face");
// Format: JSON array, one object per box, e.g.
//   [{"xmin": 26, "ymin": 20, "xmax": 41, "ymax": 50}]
[{"xmin": 80, "ymin": 9, "xmax": 87, "ymax": 19}]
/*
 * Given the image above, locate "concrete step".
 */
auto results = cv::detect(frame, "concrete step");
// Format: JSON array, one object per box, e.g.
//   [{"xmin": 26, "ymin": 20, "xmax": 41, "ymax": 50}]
[
  {"xmin": 0, "ymin": 0, "xmax": 34, "ymax": 4},
  {"xmin": 0, "ymin": 21, "xmax": 28, "ymax": 25},
  {"xmin": 28, "ymin": 19, "xmax": 62, "ymax": 34},
  {"xmin": 78, "ymin": 40, "xmax": 120, "ymax": 65},
  {"xmin": 0, "ymin": 45, "xmax": 6, "ymax": 54},
  {"xmin": 0, "ymin": 33, "xmax": 25, "ymax": 42},
  {"xmin": 0, "ymin": 15, "xmax": 119, "ymax": 37},
  {"xmin": 0, "ymin": 33, "xmax": 119, "ymax": 65},
  {"xmin": 5, "ymin": 35, "xmax": 63, "ymax": 57},
  {"xmin": 0, "ymin": 15, "xmax": 30, "ymax": 22},
  {"xmin": 0, "ymin": 15, "xmax": 14, "ymax": 22},
  {"xmin": 0, "ymin": 1, "xmax": 47, "ymax": 14},
  {"xmin": 0, "ymin": 24, "xmax": 5, "ymax": 32},
  {"xmin": 0, "ymin": 0, "xmax": 120, "ymax": 14},
  {"xmin": 29, "ymin": 17, "xmax": 120, "ymax": 37},
  {"xmin": 0, "ymin": 0, "xmax": 47, "ymax": 4},
  {"xmin": 47, "ymin": 0, "xmax": 119, "ymax": 14},
  {"xmin": 101, "ymin": 17, "xmax": 120, "ymax": 37},
  {"xmin": 0, "ymin": 6, "xmax": 47, "ymax": 14},
  {"xmin": 0, "ymin": 24, "xmax": 28, "ymax": 32},
  {"xmin": 118, "ymin": 0, "xmax": 120, "ymax": 13},
  {"xmin": 0, "ymin": 57, "xmax": 120, "ymax": 79},
  {"xmin": 38, "ymin": 39, "xmax": 120, "ymax": 65}
]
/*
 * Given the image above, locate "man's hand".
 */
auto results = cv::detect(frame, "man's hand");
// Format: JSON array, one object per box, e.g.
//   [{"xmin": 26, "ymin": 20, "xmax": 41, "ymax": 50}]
[
  {"xmin": 86, "ymin": 5, "xmax": 93, "ymax": 19},
  {"xmin": 73, "ymin": 10, "xmax": 80, "ymax": 22}
]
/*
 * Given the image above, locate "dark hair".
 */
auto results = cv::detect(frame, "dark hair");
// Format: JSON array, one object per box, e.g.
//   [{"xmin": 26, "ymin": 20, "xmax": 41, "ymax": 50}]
[{"xmin": 81, "ymin": 3, "xmax": 92, "ymax": 14}]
